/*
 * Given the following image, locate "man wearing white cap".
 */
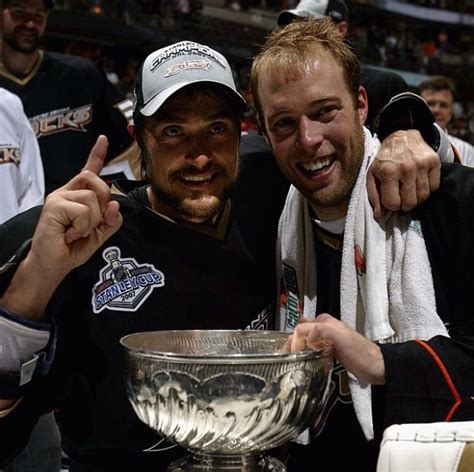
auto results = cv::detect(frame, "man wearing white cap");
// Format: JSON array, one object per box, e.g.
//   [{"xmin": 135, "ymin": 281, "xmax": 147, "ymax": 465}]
[
  {"xmin": 0, "ymin": 39, "xmax": 451, "ymax": 471},
  {"xmin": 277, "ymin": 0, "xmax": 409, "ymax": 130},
  {"xmin": 0, "ymin": 40, "xmax": 290, "ymax": 471}
]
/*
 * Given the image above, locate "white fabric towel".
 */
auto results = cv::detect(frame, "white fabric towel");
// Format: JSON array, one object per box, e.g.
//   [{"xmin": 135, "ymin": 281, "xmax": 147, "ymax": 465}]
[{"xmin": 277, "ymin": 127, "xmax": 449, "ymax": 440}]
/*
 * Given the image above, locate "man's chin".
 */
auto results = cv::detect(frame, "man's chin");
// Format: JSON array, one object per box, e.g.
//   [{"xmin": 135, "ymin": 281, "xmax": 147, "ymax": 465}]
[
  {"xmin": 8, "ymin": 36, "xmax": 41, "ymax": 54},
  {"xmin": 176, "ymin": 197, "xmax": 223, "ymax": 224}
]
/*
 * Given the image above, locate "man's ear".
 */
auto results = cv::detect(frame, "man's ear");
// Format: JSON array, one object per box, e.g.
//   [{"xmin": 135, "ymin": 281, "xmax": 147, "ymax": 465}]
[
  {"xmin": 358, "ymin": 86, "xmax": 369, "ymax": 126},
  {"xmin": 127, "ymin": 123, "xmax": 136, "ymax": 138},
  {"xmin": 336, "ymin": 21, "xmax": 349, "ymax": 38}
]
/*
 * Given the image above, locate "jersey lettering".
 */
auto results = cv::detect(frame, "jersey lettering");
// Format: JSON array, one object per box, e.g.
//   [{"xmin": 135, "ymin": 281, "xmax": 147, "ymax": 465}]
[
  {"xmin": 30, "ymin": 104, "xmax": 93, "ymax": 138},
  {"xmin": 0, "ymin": 147, "xmax": 20, "ymax": 165}
]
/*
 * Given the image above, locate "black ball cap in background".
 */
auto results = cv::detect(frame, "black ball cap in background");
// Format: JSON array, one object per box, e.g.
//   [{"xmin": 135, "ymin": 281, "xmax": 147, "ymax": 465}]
[{"xmin": 373, "ymin": 92, "xmax": 439, "ymax": 150}]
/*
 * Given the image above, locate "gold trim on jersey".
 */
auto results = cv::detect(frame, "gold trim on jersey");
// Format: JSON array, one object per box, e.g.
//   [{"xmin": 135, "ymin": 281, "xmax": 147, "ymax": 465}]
[
  {"xmin": 314, "ymin": 226, "xmax": 343, "ymax": 252},
  {"xmin": 0, "ymin": 50, "xmax": 44, "ymax": 86}
]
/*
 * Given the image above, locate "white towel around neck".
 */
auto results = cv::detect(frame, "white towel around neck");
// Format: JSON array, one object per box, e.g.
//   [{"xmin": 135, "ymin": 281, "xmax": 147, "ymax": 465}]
[{"xmin": 277, "ymin": 127, "xmax": 449, "ymax": 440}]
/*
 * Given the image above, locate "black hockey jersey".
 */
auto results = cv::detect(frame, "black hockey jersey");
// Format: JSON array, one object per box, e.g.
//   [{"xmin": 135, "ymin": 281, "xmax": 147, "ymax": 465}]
[
  {"xmin": 0, "ymin": 145, "xmax": 290, "ymax": 470},
  {"xmin": 0, "ymin": 51, "xmax": 133, "ymax": 194}
]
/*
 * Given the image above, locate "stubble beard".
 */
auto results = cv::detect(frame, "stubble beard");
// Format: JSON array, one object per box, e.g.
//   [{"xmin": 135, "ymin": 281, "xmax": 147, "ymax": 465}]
[
  {"xmin": 141, "ymin": 139, "xmax": 240, "ymax": 223},
  {"xmin": 309, "ymin": 125, "xmax": 366, "ymax": 213},
  {"xmin": 150, "ymin": 183, "xmax": 231, "ymax": 224},
  {"xmin": 4, "ymin": 29, "xmax": 42, "ymax": 54}
]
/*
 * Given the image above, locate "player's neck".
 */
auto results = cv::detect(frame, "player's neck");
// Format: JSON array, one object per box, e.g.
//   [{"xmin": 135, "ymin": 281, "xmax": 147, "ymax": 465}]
[{"xmin": 2, "ymin": 46, "xmax": 41, "ymax": 79}]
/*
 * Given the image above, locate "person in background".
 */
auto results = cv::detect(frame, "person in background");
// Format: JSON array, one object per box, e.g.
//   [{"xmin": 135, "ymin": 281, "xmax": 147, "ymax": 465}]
[
  {"xmin": 0, "ymin": 0, "xmax": 135, "ymax": 194},
  {"xmin": 0, "ymin": 87, "xmax": 44, "ymax": 224},
  {"xmin": 0, "ymin": 86, "xmax": 54, "ymax": 472},
  {"xmin": 419, "ymin": 75, "xmax": 474, "ymax": 167},
  {"xmin": 0, "ymin": 0, "xmax": 133, "ymax": 469},
  {"xmin": 276, "ymin": 0, "xmax": 409, "ymax": 131},
  {"xmin": 0, "ymin": 39, "xmax": 454, "ymax": 471},
  {"xmin": 250, "ymin": 17, "xmax": 474, "ymax": 471}
]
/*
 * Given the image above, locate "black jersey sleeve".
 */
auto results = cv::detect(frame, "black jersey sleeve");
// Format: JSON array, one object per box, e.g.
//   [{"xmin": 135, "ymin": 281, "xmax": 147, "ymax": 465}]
[
  {"xmin": 0, "ymin": 207, "xmax": 42, "ymax": 295},
  {"xmin": 377, "ymin": 164, "xmax": 474, "ymax": 437}
]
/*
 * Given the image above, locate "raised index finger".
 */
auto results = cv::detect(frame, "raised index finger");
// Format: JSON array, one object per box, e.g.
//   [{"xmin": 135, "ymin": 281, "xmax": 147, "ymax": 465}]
[{"xmin": 82, "ymin": 135, "xmax": 109, "ymax": 175}]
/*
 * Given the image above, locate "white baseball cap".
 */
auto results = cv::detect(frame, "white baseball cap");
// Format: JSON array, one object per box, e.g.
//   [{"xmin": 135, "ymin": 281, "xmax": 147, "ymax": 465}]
[
  {"xmin": 278, "ymin": 0, "xmax": 349, "ymax": 26},
  {"xmin": 133, "ymin": 41, "xmax": 246, "ymax": 118}
]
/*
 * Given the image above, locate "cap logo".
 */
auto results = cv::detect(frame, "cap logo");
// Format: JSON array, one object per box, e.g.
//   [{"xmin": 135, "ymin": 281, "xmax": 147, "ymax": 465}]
[
  {"xmin": 165, "ymin": 60, "xmax": 210, "ymax": 77},
  {"xmin": 151, "ymin": 42, "xmax": 226, "ymax": 73}
]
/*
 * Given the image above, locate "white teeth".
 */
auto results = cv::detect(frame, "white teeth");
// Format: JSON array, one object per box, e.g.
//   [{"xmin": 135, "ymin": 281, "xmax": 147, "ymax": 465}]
[
  {"xmin": 302, "ymin": 157, "xmax": 332, "ymax": 172},
  {"xmin": 182, "ymin": 175, "xmax": 212, "ymax": 182}
]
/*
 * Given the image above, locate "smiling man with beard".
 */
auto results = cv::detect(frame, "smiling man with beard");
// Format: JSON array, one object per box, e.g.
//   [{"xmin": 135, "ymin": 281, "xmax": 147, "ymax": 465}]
[
  {"xmin": 251, "ymin": 18, "xmax": 474, "ymax": 471},
  {"xmin": 0, "ymin": 41, "xmax": 291, "ymax": 471}
]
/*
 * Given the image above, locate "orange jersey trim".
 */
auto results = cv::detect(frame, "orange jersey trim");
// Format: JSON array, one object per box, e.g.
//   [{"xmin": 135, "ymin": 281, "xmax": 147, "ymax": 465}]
[{"xmin": 415, "ymin": 338, "xmax": 461, "ymax": 421}]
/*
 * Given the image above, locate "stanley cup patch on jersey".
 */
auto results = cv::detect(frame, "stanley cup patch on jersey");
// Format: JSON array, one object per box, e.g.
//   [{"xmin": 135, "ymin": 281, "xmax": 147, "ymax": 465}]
[{"xmin": 92, "ymin": 246, "xmax": 165, "ymax": 314}]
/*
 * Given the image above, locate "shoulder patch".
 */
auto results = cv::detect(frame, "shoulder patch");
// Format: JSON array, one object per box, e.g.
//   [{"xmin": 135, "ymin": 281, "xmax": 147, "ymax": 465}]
[{"xmin": 92, "ymin": 246, "xmax": 164, "ymax": 314}]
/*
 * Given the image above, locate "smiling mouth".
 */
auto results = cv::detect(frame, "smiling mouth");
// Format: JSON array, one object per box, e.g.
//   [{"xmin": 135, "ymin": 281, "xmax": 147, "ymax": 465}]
[
  {"xmin": 16, "ymin": 30, "xmax": 37, "ymax": 39},
  {"xmin": 298, "ymin": 155, "xmax": 335, "ymax": 176},
  {"xmin": 179, "ymin": 173, "xmax": 216, "ymax": 186}
]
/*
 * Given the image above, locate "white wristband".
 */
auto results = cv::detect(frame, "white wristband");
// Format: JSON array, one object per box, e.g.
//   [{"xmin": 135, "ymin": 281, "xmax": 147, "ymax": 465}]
[
  {"xmin": 0, "ymin": 314, "xmax": 50, "ymax": 374},
  {"xmin": 434, "ymin": 123, "xmax": 456, "ymax": 164}
]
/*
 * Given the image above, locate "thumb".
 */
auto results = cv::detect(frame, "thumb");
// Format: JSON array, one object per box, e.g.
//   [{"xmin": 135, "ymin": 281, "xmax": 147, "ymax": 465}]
[
  {"xmin": 100, "ymin": 201, "xmax": 123, "ymax": 241},
  {"xmin": 82, "ymin": 135, "xmax": 109, "ymax": 175}
]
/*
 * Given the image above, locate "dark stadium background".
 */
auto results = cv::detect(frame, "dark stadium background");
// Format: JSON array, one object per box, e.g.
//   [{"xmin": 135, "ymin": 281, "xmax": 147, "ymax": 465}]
[{"xmin": 43, "ymin": 0, "xmax": 474, "ymax": 142}]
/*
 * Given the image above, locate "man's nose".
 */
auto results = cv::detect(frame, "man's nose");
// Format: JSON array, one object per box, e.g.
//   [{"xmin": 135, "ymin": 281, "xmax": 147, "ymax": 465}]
[
  {"xmin": 429, "ymin": 103, "xmax": 441, "ymax": 115},
  {"xmin": 297, "ymin": 117, "xmax": 324, "ymax": 149},
  {"xmin": 185, "ymin": 136, "xmax": 212, "ymax": 167}
]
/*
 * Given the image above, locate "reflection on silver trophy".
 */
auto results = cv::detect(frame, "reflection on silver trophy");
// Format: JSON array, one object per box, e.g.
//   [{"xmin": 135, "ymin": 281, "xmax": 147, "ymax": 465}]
[{"xmin": 121, "ymin": 330, "xmax": 333, "ymax": 471}]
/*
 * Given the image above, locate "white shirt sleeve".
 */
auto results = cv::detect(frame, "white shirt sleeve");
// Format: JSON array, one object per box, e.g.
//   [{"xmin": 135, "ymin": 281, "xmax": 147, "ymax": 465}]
[
  {"xmin": 448, "ymin": 133, "xmax": 474, "ymax": 168},
  {"xmin": 17, "ymin": 108, "xmax": 45, "ymax": 214},
  {"xmin": 0, "ymin": 88, "xmax": 45, "ymax": 224}
]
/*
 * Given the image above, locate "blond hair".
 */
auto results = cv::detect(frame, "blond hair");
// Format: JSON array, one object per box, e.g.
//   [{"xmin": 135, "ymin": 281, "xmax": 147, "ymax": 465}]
[{"xmin": 250, "ymin": 17, "xmax": 361, "ymax": 123}]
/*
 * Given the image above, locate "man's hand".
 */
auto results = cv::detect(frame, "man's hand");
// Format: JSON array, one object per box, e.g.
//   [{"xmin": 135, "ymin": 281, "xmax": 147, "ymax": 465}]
[
  {"xmin": 0, "ymin": 136, "xmax": 123, "ymax": 320},
  {"xmin": 288, "ymin": 315, "xmax": 385, "ymax": 385},
  {"xmin": 367, "ymin": 129, "xmax": 441, "ymax": 220}
]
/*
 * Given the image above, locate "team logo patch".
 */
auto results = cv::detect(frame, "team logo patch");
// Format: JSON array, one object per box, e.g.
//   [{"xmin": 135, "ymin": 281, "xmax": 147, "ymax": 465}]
[
  {"xmin": 165, "ymin": 60, "xmax": 210, "ymax": 77},
  {"xmin": 92, "ymin": 247, "xmax": 165, "ymax": 314}
]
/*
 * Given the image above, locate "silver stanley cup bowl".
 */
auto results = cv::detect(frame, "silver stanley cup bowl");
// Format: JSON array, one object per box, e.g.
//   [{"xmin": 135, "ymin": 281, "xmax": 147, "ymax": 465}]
[{"xmin": 120, "ymin": 330, "xmax": 333, "ymax": 471}]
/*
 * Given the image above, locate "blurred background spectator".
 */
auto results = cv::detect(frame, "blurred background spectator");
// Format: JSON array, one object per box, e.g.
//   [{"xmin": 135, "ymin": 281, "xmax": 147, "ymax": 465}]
[
  {"xmin": 419, "ymin": 75, "xmax": 474, "ymax": 166},
  {"xmin": 29, "ymin": 0, "xmax": 472, "ymax": 143}
]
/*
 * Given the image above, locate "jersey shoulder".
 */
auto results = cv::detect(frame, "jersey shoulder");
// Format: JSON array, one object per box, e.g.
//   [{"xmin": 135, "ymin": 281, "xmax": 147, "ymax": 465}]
[{"xmin": 42, "ymin": 51, "xmax": 104, "ymax": 82}]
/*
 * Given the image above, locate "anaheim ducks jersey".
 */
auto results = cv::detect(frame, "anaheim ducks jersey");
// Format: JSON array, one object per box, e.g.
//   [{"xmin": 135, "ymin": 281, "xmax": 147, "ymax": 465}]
[
  {"xmin": 0, "ymin": 51, "xmax": 133, "ymax": 194},
  {"xmin": 0, "ymin": 144, "xmax": 291, "ymax": 471}
]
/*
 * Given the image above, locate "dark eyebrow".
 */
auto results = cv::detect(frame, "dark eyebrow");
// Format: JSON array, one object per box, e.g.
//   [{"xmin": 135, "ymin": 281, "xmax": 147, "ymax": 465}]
[
  {"xmin": 151, "ymin": 110, "xmax": 183, "ymax": 124},
  {"xmin": 152, "ymin": 109, "xmax": 234, "ymax": 124}
]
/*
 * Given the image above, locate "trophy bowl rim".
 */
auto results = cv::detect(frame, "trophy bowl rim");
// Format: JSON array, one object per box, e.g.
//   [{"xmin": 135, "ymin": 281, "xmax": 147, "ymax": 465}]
[{"xmin": 120, "ymin": 329, "xmax": 324, "ymax": 364}]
